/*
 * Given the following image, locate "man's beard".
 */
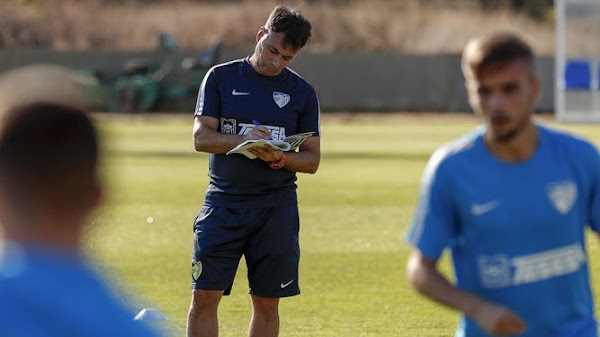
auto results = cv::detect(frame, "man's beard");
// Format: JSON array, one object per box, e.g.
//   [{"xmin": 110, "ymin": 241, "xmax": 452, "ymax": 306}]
[{"xmin": 489, "ymin": 114, "xmax": 529, "ymax": 143}]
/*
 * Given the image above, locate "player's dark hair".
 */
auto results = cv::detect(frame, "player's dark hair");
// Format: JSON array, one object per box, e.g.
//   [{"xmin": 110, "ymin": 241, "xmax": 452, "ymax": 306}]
[
  {"xmin": 0, "ymin": 102, "xmax": 99, "ymax": 212},
  {"xmin": 265, "ymin": 5, "xmax": 312, "ymax": 51},
  {"xmin": 462, "ymin": 32, "xmax": 535, "ymax": 79}
]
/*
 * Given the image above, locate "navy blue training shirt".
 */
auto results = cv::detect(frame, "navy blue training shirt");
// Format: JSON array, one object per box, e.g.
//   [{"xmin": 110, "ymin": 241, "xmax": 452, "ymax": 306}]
[{"xmin": 195, "ymin": 57, "xmax": 320, "ymax": 208}]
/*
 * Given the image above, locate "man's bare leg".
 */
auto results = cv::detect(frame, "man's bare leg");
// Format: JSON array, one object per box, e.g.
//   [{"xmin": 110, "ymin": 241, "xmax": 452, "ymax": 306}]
[
  {"xmin": 248, "ymin": 295, "xmax": 280, "ymax": 337},
  {"xmin": 187, "ymin": 289, "xmax": 224, "ymax": 337}
]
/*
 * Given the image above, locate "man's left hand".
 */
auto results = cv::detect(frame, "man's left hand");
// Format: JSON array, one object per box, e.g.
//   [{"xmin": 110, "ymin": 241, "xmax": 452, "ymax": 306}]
[{"xmin": 248, "ymin": 145, "xmax": 283, "ymax": 162}]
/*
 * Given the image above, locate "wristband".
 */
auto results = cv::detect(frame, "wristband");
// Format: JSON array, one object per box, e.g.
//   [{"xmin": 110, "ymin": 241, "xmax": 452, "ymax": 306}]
[{"xmin": 269, "ymin": 153, "xmax": 286, "ymax": 169}]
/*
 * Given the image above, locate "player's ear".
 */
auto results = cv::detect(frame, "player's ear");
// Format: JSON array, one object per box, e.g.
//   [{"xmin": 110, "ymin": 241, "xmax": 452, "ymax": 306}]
[
  {"xmin": 256, "ymin": 26, "xmax": 266, "ymax": 43},
  {"xmin": 464, "ymin": 80, "xmax": 479, "ymax": 112},
  {"xmin": 531, "ymin": 76, "xmax": 542, "ymax": 102},
  {"xmin": 86, "ymin": 179, "xmax": 103, "ymax": 214},
  {"xmin": 0, "ymin": 182, "xmax": 8, "ymax": 225}
]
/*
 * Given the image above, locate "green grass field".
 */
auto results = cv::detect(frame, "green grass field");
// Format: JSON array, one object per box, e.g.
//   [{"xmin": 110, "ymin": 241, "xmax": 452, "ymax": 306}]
[{"xmin": 84, "ymin": 114, "xmax": 600, "ymax": 337}]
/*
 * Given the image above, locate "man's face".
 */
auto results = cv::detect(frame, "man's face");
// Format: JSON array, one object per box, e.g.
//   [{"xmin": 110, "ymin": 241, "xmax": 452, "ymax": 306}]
[
  {"xmin": 466, "ymin": 59, "xmax": 541, "ymax": 143},
  {"xmin": 252, "ymin": 27, "xmax": 297, "ymax": 76}
]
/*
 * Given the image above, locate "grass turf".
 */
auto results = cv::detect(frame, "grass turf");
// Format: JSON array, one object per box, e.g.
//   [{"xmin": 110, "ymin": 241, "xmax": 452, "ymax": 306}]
[{"xmin": 84, "ymin": 114, "xmax": 600, "ymax": 336}]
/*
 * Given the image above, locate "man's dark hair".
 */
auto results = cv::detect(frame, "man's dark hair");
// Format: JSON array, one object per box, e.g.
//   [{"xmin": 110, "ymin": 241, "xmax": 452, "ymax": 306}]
[
  {"xmin": 0, "ymin": 102, "xmax": 99, "ymax": 212},
  {"xmin": 462, "ymin": 32, "xmax": 536, "ymax": 79},
  {"xmin": 265, "ymin": 5, "xmax": 312, "ymax": 51}
]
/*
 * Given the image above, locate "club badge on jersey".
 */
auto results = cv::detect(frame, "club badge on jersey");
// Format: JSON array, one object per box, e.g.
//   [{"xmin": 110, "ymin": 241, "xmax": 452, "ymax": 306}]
[{"xmin": 273, "ymin": 91, "xmax": 290, "ymax": 108}]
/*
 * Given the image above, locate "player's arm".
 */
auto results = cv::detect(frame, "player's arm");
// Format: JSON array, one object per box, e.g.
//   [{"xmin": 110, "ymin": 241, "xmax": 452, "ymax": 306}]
[
  {"xmin": 406, "ymin": 248, "xmax": 527, "ymax": 336},
  {"xmin": 193, "ymin": 115, "xmax": 270, "ymax": 154},
  {"xmin": 277, "ymin": 86, "xmax": 321, "ymax": 174},
  {"xmin": 248, "ymin": 136, "xmax": 320, "ymax": 174},
  {"xmin": 283, "ymin": 136, "xmax": 320, "ymax": 173}
]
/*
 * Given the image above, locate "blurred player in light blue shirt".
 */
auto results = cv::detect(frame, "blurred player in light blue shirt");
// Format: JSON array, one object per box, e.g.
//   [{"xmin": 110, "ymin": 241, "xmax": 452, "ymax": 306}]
[
  {"xmin": 406, "ymin": 33, "xmax": 600, "ymax": 337},
  {"xmin": 0, "ymin": 102, "xmax": 160, "ymax": 337}
]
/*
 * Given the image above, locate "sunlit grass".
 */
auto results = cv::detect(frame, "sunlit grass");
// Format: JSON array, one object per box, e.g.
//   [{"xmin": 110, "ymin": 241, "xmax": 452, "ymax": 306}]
[{"xmin": 84, "ymin": 114, "xmax": 600, "ymax": 336}]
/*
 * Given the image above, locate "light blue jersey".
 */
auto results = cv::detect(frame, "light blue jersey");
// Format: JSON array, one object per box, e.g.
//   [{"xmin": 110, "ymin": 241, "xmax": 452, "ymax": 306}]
[
  {"xmin": 407, "ymin": 124, "xmax": 600, "ymax": 337},
  {"xmin": 0, "ymin": 242, "xmax": 161, "ymax": 337}
]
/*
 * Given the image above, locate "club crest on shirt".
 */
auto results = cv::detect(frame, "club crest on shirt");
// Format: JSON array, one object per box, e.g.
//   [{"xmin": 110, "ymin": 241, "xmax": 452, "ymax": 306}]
[
  {"xmin": 220, "ymin": 118, "xmax": 237, "ymax": 134},
  {"xmin": 273, "ymin": 91, "xmax": 290, "ymax": 108},
  {"xmin": 192, "ymin": 261, "xmax": 202, "ymax": 281},
  {"xmin": 546, "ymin": 180, "xmax": 577, "ymax": 215}
]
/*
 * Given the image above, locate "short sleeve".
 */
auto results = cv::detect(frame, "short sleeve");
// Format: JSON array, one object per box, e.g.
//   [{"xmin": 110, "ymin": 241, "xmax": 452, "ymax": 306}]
[
  {"xmin": 194, "ymin": 67, "xmax": 220, "ymax": 118},
  {"xmin": 297, "ymin": 86, "xmax": 320, "ymax": 136},
  {"xmin": 588, "ymin": 144, "xmax": 600, "ymax": 233},
  {"xmin": 405, "ymin": 148, "xmax": 458, "ymax": 260}
]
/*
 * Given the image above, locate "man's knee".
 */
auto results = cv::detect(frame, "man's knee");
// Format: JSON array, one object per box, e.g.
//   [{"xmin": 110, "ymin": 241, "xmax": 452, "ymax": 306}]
[
  {"xmin": 251, "ymin": 295, "xmax": 279, "ymax": 316},
  {"xmin": 189, "ymin": 289, "xmax": 224, "ymax": 313}
]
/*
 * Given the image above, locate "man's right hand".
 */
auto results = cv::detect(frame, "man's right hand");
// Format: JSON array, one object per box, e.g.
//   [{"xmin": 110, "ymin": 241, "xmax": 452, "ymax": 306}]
[
  {"xmin": 406, "ymin": 249, "xmax": 528, "ymax": 337},
  {"xmin": 246, "ymin": 125, "xmax": 271, "ymax": 140},
  {"xmin": 472, "ymin": 302, "xmax": 527, "ymax": 336}
]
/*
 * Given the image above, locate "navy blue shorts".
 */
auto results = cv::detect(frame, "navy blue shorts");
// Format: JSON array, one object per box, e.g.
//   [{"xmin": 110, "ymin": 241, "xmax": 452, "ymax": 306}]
[{"xmin": 191, "ymin": 205, "xmax": 300, "ymax": 298}]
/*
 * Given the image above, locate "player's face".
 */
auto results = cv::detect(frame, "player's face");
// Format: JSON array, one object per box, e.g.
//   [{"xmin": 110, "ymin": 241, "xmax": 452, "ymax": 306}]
[
  {"xmin": 251, "ymin": 27, "xmax": 297, "ymax": 76},
  {"xmin": 466, "ymin": 59, "xmax": 541, "ymax": 143}
]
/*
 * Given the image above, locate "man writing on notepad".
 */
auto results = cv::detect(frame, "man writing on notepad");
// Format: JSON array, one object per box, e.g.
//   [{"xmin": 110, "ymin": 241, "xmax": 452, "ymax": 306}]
[{"xmin": 187, "ymin": 5, "xmax": 320, "ymax": 337}]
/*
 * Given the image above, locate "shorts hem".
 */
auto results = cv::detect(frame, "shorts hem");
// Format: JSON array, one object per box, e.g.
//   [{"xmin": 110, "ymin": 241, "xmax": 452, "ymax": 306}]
[
  {"xmin": 249, "ymin": 289, "xmax": 300, "ymax": 298},
  {"xmin": 192, "ymin": 283, "xmax": 233, "ymax": 295}
]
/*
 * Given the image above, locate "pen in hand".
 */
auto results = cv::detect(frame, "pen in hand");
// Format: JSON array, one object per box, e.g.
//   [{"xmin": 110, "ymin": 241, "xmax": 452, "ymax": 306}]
[{"xmin": 251, "ymin": 119, "xmax": 271, "ymax": 140}]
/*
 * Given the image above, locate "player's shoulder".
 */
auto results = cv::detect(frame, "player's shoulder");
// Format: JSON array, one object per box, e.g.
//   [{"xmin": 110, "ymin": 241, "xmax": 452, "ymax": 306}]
[
  {"xmin": 285, "ymin": 66, "xmax": 307, "ymax": 82},
  {"xmin": 210, "ymin": 58, "xmax": 245, "ymax": 74},
  {"xmin": 416, "ymin": 129, "xmax": 482, "ymax": 192},
  {"xmin": 539, "ymin": 123, "xmax": 599, "ymax": 156},
  {"xmin": 429, "ymin": 128, "xmax": 482, "ymax": 169},
  {"xmin": 284, "ymin": 67, "xmax": 316, "ymax": 92}
]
